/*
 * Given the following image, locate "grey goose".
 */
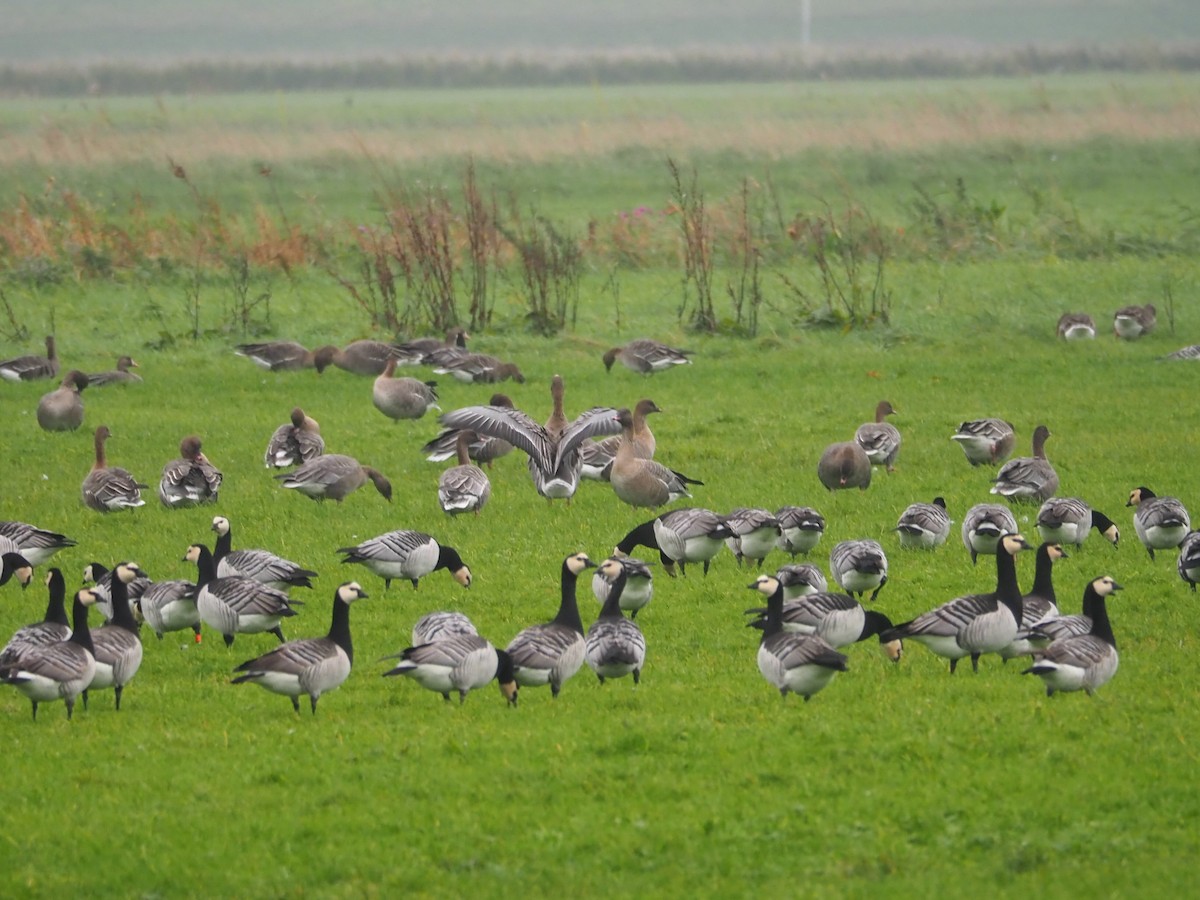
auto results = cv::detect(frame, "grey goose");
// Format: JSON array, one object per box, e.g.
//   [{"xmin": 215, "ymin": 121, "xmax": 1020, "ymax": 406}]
[
  {"xmin": 1112, "ymin": 303, "xmax": 1156, "ymax": 340},
  {"xmin": 313, "ymin": 340, "xmax": 405, "ymax": 376},
  {"xmin": 591, "ymin": 556, "xmax": 653, "ymax": 618},
  {"xmin": 1023, "ymin": 576, "xmax": 1121, "ymax": 696},
  {"xmin": 1178, "ymin": 532, "xmax": 1200, "ymax": 591},
  {"xmin": 990, "ymin": 425, "xmax": 1058, "ymax": 502},
  {"xmin": 137, "ymin": 577, "xmax": 201, "ymax": 643},
  {"xmin": 0, "ymin": 588, "xmax": 98, "ymax": 720},
  {"xmin": 0, "ymin": 521, "xmax": 75, "ymax": 566},
  {"xmin": 722, "ymin": 508, "xmax": 782, "ymax": 568},
  {"xmin": 854, "ymin": 400, "xmax": 901, "ymax": 473},
  {"xmin": 81, "ymin": 561, "xmax": 153, "ymax": 623},
  {"xmin": 86, "ymin": 356, "xmax": 141, "ymax": 386},
  {"xmin": 1001, "ymin": 542, "xmax": 1068, "ymax": 661},
  {"xmin": 748, "ymin": 575, "xmax": 850, "ymax": 701},
  {"xmin": 880, "ymin": 533, "xmax": 1032, "ymax": 673},
  {"xmin": 437, "ymin": 431, "xmax": 492, "ymax": 516},
  {"xmin": 0, "ymin": 335, "xmax": 58, "ymax": 382},
  {"xmin": 383, "ymin": 635, "xmax": 517, "ymax": 705},
  {"xmin": 829, "ymin": 539, "xmax": 889, "ymax": 602},
  {"xmin": 422, "ymin": 393, "xmax": 516, "ymax": 468},
  {"xmin": 337, "ymin": 530, "xmax": 471, "ymax": 590},
  {"xmin": 775, "ymin": 506, "xmax": 825, "ymax": 557},
  {"xmin": 1035, "ymin": 498, "xmax": 1120, "ymax": 548},
  {"xmin": 275, "ymin": 454, "xmax": 392, "ymax": 503},
  {"xmin": 411, "ymin": 611, "xmax": 479, "ymax": 646},
  {"xmin": 585, "ymin": 558, "xmax": 647, "ymax": 685},
  {"xmin": 950, "ymin": 418, "xmax": 1015, "ymax": 467},
  {"xmin": 373, "ymin": 358, "xmax": 440, "ymax": 421},
  {"xmin": 263, "ymin": 407, "xmax": 324, "ymax": 468},
  {"xmin": 744, "ymin": 588, "xmax": 900, "ymax": 661},
  {"xmin": 234, "ymin": 341, "xmax": 318, "ymax": 371},
  {"xmin": 36, "ymin": 370, "xmax": 88, "ymax": 432},
  {"xmin": 0, "ymin": 568, "xmax": 71, "ymax": 666},
  {"xmin": 232, "ymin": 582, "xmax": 368, "ymax": 713},
  {"xmin": 775, "ymin": 563, "xmax": 829, "ymax": 599},
  {"xmin": 186, "ymin": 543, "xmax": 300, "ymax": 647},
  {"xmin": 609, "ymin": 407, "xmax": 702, "ymax": 509},
  {"xmin": 211, "ymin": 515, "xmax": 317, "ymax": 589},
  {"xmin": 602, "ymin": 338, "xmax": 693, "ymax": 374},
  {"xmin": 159, "ymin": 436, "xmax": 222, "ymax": 508},
  {"xmin": 390, "ymin": 327, "xmax": 470, "ymax": 366},
  {"xmin": 961, "ymin": 503, "xmax": 1019, "ymax": 564},
  {"xmin": 87, "ymin": 562, "xmax": 145, "ymax": 710},
  {"xmin": 81, "ymin": 425, "xmax": 147, "ymax": 512},
  {"xmin": 614, "ymin": 507, "xmax": 732, "ymax": 577},
  {"xmin": 1162, "ymin": 344, "xmax": 1200, "ymax": 361},
  {"xmin": 817, "ymin": 441, "xmax": 871, "ymax": 491},
  {"xmin": 1127, "ymin": 487, "xmax": 1191, "ymax": 559},
  {"xmin": 432, "ymin": 352, "xmax": 525, "ymax": 384},
  {"xmin": 505, "ymin": 552, "xmax": 595, "ymax": 697},
  {"xmin": 894, "ymin": 498, "xmax": 951, "ymax": 549},
  {"xmin": 1056, "ymin": 312, "xmax": 1096, "ymax": 340}
]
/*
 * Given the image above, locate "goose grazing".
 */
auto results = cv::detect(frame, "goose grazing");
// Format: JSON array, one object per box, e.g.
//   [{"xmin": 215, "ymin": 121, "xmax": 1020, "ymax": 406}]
[
  {"xmin": 432, "ymin": 352, "xmax": 525, "ymax": 384},
  {"xmin": 776, "ymin": 563, "xmax": 829, "ymax": 599},
  {"xmin": 137, "ymin": 577, "xmax": 201, "ymax": 643},
  {"xmin": 775, "ymin": 506, "xmax": 825, "ymax": 557},
  {"xmin": 1056, "ymin": 312, "xmax": 1096, "ymax": 340},
  {"xmin": 602, "ymin": 338, "xmax": 692, "ymax": 375},
  {"xmin": 313, "ymin": 340, "xmax": 404, "ymax": 376},
  {"xmin": 0, "ymin": 588, "xmax": 98, "ymax": 719},
  {"xmin": 437, "ymin": 374, "xmax": 622, "ymax": 502},
  {"xmin": 0, "ymin": 521, "xmax": 75, "ymax": 567},
  {"xmin": 894, "ymin": 498, "xmax": 952, "ymax": 549},
  {"xmin": 232, "ymin": 582, "xmax": 368, "ymax": 713},
  {"xmin": 81, "ymin": 426, "xmax": 147, "ymax": 512},
  {"xmin": 817, "ymin": 441, "xmax": 871, "ymax": 491},
  {"xmin": 234, "ymin": 341, "xmax": 317, "ymax": 371},
  {"xmin": 275, "ymin": 453, "xmax": 392, "ymax": 503},
  {"xmin": 263, "ymin": 407, "xmax": 324, "ymax": 468},
  {"xmin": 1162, "ymin": 344, "xmax": 1200, "ymax": 361},
  {"xmin": 0, "ymin": 568, "xmax": 71, "ymax": 666},
  {"xmin": 961, "ymin": 503, "xmax": 1019, "ymax": 564},
  {"xmin": 1035, "ymin": 498, "xmax": 1120, "ymax": 548},
  {"xmin": 1127, "ymin": 487, "xmax": 1191, "ymax": 560},
  {"xmin": 950, "ymin": 418, "xmax": 1015, "ymax": 467},
  {"xmin": 87, "ymin": 562, "xmax": 145, "ymax": 710},
  {"xmin": 36, "ymin": 370, "xmax": 88, "ymax": 431},
  {"xmin": 337, "ymin": 530, "xmax": 472, "ymax": 591},
  {"xmin": 723, "ymin": 508, "xmax": 782, "ymax": 568},
  {"xmin": 373, "ymin": 358, "xmax": 440, "ymax": 421},
  {"xmin": 0, "ymin": 335, "xmax": 58, "ymax": 382},
  {"xmin": 422, "ymin": 394, "xmax": 515, "ymax": 468},
  {"xmin": 159, "ymin": 435, "xmax": 222, "ymax": 508},
  {"xmin": 1112, "ymin": 303, "xmax": 1156, "ymax": 340},
  {"xmin": 505, "ymin": 552, "xmax": 595, "ymax": 697},
  {"xmin": 990, "ymin": 425, "xmax": 1058, "ymax": 502},
  {"xmin": 186, "ymin": 543, "xmax": 299, "ymax": 647},
  {"xmin": 391, "ymin": 327, "xmax": 470, "ymax": 366},
  {"xmin": 880, "ymin": 533, "xmax": 1033, "ymax": 673},
  {"xmin": 748, "ymin": 575, "xmax": 849, "ymax": 701},
  {"xmin": 0, "ymin": 552, "xmax": 34, "ymax": 590},
  {"xmin": 411, "ymin": 611, "xmax": 478, "ymax": 646},
  {"xmin": 383, "ymin": 636, "xmax": 517, "ymax": 705},
  {"xmin": 1023, "ymin": 576, "xmax": 1121, "ymax": 696},
  {"xmin": 585, "ymin": 558, "xmax": 647, "ymax": 685},
  {"xmin": 1001, "ymin": 542, "xmax": 1068, "ymax": 661},
  {"xmin": 86, "ymin": 356, "xmax": 141, "ymax": 386},
  {"xmin": 437, "ymin": 432, "xmax": 492, "ymax": 516},
  {"xmin": 829, "ymin": 540, "xmax": 889, "ymax": 602},
  {"xmin": 744, "ymin": 589, "xmax": 899, "ymax": 660},
  {"xmin": 211, "ymin": 516, "xmax": 318, "ymax": 589},
  {"xmin": 609, "ymin": 407, "xmax": 702, "ymax": 509},
  {"xmin": 855, "ymin": 400, "xmax": 901, "ymax": 473},
  {"xmin": 1178, "ymin": 532, "xmax": 1200, "ymax": 592},
  {"xmin": 592, "ymin": 556, "xmax": 653, "ymax": 618},
  {"xmin": 614, "ymin": 507, "xmax": 732, "ymax": 577}
]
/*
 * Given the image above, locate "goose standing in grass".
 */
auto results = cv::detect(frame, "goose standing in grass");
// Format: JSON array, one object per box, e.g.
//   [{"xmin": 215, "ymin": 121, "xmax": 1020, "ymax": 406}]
[
  {"xmin": 137, "ymin": 576, "xmax": 201, "ymax": 643},
  {"xmin": 748, "ymin": 575, "xmax": 849, "ymax": 701},
  {"xmin": 36, "ymin": 370, "xmax": 88, "ymax": 432},
  {"xmin": 592, "ymin": 556, "xmax": 653, "ymax": 618},
  {"xmin": 1127, "ymin": 486, "xmax": 1191, "ymax": 560},
  {"xmin": 0, "ymin": 521, "xmax": 75, "ymax": 566},
  {"xmin": 880, "ymin": 533, "xmax": 1032, "ymax": 673},
  {"xmin": 437, "ymin": 432, "xmax": 492, "ymax": 516},
  {"xmin": 0, "ymin": 568, "xmax": 71, "ymax": 666},
  {"xmin": 159, "ymin": 436, "xmax": 222, "ymax": 507},
  {"xmin": 506, "ymin": 552, "xmax": 595, "ymax": 698},
  {"xmin": 1177, "ymin": 532, "xmax": 1200, "ymax": 591},
  {"xmin": 0, "ymin": 552, "xmax": 34, "ymax": 589},
  {"xmin": 87, "ymin": 562, "xmax": 145, "ymax": 711},
  {"xmin": 234, "ymin": 341, "xmax": 318, "ymax": 371},
  {"xmin": 232, "ymin": 582, "xmax": 368, "ymax": 713},
  {"xmin": 263, "ymin": 407, "xmax": 324, "ymax": 468},
  {"xmin": 1023, "ymin": 576, "xmax": 1121, "ymax": 696},
  {"xmin": 614, "ymin": 507, "xmax": 732, "ymax": 577},
  {"xmin": 211, "ymin": 516, "xmax": 318, "ymax": 589},
  {"xmin": 0, "ymin": 588, "xmax": 98, "ymax": 720},
  {"xmin": 855, "ymin": 400, "xmax": 901, "ymax": 473},
  {"xmin": 186, "ymin": 543, "xmax": 299, "ymax": 647},
  {"xmin": 744, "ymin": 588, "xmax": 900, "ymax": 660},
  {"xmin": 438, "ymin": 374, "xmax": 622, "ymax": 502},
  {"xmin": 86, "ymin": 356, "xmax": 141, "ymax": 386},
  {"xmin": 776, "ymin": 563, "xmax": 829, "ymax": 599},
  {"xmin": 961, "ymin": 503, "xmax": 1019, "ymax": 564},
  {"xmin": 313, "ymin": 340, "xmax": 403, "ymax": 376},
  {"xmin": 775, "ymin": 506, "xmax": 825, "ymax": 556},
  {"xmin": 580, "ymin": 398, "xmax": 660, "ymax": 481},
  {"xmin": 1036, "ymin": 498, "xmax": 1120, "ymax": 548},
  {"xmin": 81, "ymin": 425, "xmax": 147, "ymax": 512},
  {"xmin": 391, "ymin": 327, "xmax": 470, "ymax": 366},
  {"xmin": 422, "ymin": 394, "xmax": 515, "ymax": 467},
  {"xmin": 950, "ymin": 417, "xmax": 1015, "ymax": 467},
  {"xmin": 1001, "ymin": 542, "xmax": 1068, "ymax": 661},
  {"xmin": 383, "ymin": 635, "xmax": 517, "ymax": 705},
  {"xmin": 432, "ymin": 352, "xmax": 525, "ymax": 384},
  {"xmin": 829, "ymin": 540, "xmax": 889, "ymax": 602},
  {"xmin": 373, "ymin": 358, "xmax": 440, "ymax": 421},
  {"xmin": 1162, "ymin": 344, "xmax": 1200, "ymax": 361},
  {"xmin": 1112, "ymin": 303, "xmax": 1156, "ymax": 340},
  {"xmin": 723, "ymin": 508, "xmax": 782, "ymax": 568},
  {"xmin": 337, "ymin": 530, "xmax": 472, "ymax": 590},
  {"xmin": 275, "ymin": 453, "xmax": 392, "ymax": 503},
  {"xmin": 817, "ymin": 441, "xmax": 871, "ymax": 491},
  {"xmin": 585, "ymin": 558, "xmax": 647, "ymax": 685},
  {"xmin": 1056, "ymin": 312, "xmax": 1096, "ymax": 340},
  {"xmin": 602, "ymin": 338, "xmax": 692, "ymax": 374},
  {"xmin": 990, "ymin": 425, "xmax": 1058, "ymax": 502},
  {"xmin": 0, "ymin": 335, "xmax": 58, "ymax": 382},
  {"xmin": 609, "ymin": 407, "xmax": 702, "ymax": 509},
  {"xmin": 411, "ymin": 611, "xmax": 478, "ymax": 646},
  {"xmin": 82, "ymin": 561, "xmax": 153, "ymax": 622},
  {"xmin": 894, "ymin": 498, "xmax": 952, "ymax": 549}
]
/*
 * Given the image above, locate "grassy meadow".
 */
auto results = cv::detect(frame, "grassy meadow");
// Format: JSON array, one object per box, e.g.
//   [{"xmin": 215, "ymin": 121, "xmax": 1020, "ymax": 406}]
[{"xmin": 2, "ymin": 76, "xmax": 1200, "ymax": 897}]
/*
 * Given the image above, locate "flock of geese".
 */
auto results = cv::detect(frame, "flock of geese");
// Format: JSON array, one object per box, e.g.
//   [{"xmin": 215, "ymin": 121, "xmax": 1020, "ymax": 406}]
[{"xmin": 0, "ymin": 320, "xmax": 1193, "ymax": 717}]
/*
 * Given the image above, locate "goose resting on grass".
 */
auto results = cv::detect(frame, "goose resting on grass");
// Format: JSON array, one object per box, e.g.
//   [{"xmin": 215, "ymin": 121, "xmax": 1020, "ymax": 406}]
[
  {"xmin": 602, "ymin": 339, "xmax": 693, "ymax": 374},
  {"xmin": 81, "ymin": 426, "xmax": 147, "ymax": 512},
  {"xmin": 0, "ymin": 335, "xmax": 58, "ymax": 382},
  {"xmin": 263, "ymin": 407, "xmax": 324, "ymax": 468},
  {"xmin": 159, "ymin": 436, "xmax": 222, "ymax": 508}
]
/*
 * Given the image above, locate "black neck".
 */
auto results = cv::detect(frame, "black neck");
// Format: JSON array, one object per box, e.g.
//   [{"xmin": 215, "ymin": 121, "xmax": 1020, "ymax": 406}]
[
  {"xmin": 1029, "ymin": 545, "xmax": 1057, "ymax": 603},
  {"xmin": 192, "ymin": 545, "xmax": 216, "ymax": 588},
  {"xmin": 328, "ymin": 593, "xmax": 353, "ymax": 661},
  {"xmin": 616, "ymin": 520, "xmax": 658, "ymax": 555},
  {"xmin": 44, "ymin": 569, "xmax": 69, "ymax": 627},
  {"xmin": 553, "ymin": 560, "xmax": 585, "ymax": 634},
  {"xmin": 69, "ymin": 596, "xmax": 94, "ymax": 654},
  {"xmin": 761, "ymin": 584, "xmax": 784, "ymax": 641},
  {"xmin": 213, "ymin": 527, "xmax": 232, "ymax": 562},
  {"xmin": 861, "ymin": 610, "xmax": 893, "ymax": 642},
  {"xmin": 109, "ymin": 568, "xmax": 139, "ymax": 633},
  {"xmin": 996, "ymin": 543, "xmax": 1024, "ymax": 619},
  {"xmin": 598, "ymin": 568, "xmax": 629, "ymax": 620},
  {"xmin": 435, "ymin": 544, "xmax": 464, "ymax": 573},
  {"xmin": 1084, "ymin": 588, "xmax": 1117, "ymax": 648}
]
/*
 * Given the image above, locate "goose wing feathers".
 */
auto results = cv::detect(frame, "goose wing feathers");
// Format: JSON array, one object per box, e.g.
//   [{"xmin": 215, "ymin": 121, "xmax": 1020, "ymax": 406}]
[
  {"xmin": 208, "ymin": 578, "xmax": 297, "ymax": 616},
  {"xmin": 898, "ymin": 593, "xmax": 1000, "ymax": 637},
  {"xmin": 1030, "ymin": 634, "xmax": 1114, "ymax": 669},
  {"xmin": 1, "ymin": 641, "xmax": 91, "ymax": 681},
  {"xmin": 507, "ymin": 623, "xmax": 580, "ymax": 669},
  {"xmin": 762, "ymin": 633, "xmax": 849, "ymax": 670}
]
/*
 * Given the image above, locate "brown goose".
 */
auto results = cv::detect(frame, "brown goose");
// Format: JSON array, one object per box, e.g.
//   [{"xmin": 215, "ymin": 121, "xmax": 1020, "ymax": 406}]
[
  {"xmin": 1056, "ymin": 312, "xmax": 1096, "ymax": 340},
  {"xmin": 855, "ymin": 400, "xmax": 901, "ymax": 473},
  {"xmin": 602, "ymin": 339, "xmax": 692, "ymax": 374},
  {"xmin": 234, "ymin": 341, "xmax": 317, "ymax": 371},
  {"xmin": 950, "ymin": 418, "xmax": 1015, "ymax": 467},
  {"xmin": 313, "ymin": 340, "xmax": 403, "ymax": 376},
  {"xmin": 609, "ymin": 407, "xmax": 701, "ymax": 509},
  {"xmin": 86, "ymin": 356, "xmax": 142, "ymax": 386},
  {"xmin": 1112, "ymin": 303, "xmax": 1156, "ymax": 340},
  {"xmin": 581, "ymin": 398, "xmax": 660, "ymax": 480},
  {"xmin": 373, "ymin": 358, "xmax": 440, "ymax": 421},
  {"xmin": 437, "ymin": 432, "xmax": 491, "ymax": 516},
  {"xmin": 432, "ymin": 352, "xmax": 524, "ymax": 384},
  {"xmin": 392, "ymin": 327, "xmax": 470, "ymax": 366},
  {"xmin": 276, "ymin": 454, "xmax": 392, "ymax": 503},
  {"xmin": 263, "ymin": 407, "xmax": 325, "ymax": 468},
  {"xmin": 990, "ymin": 425, "xmax": 1058, "ymax": 502},
  {"xmin": 159, "ymin": 436, "xmax": 223, "ymax": 507},
  {"xmin": 81, "ymin": 426, "xmax": 147, "ymax": 511},
  {"xmin": 422, "ymin": 393, "xmax": 515, "ymax": 468},
  {"xmin": 36, "ymin": 370, "xmax": 88, "ymax": 432},
  {"xmin": 817, "ymin": 441, "xmax": 871, "ymax": 491},
  {"xmin": 0, "ymin": 335, "xmax": 58, "ymax": 382}
]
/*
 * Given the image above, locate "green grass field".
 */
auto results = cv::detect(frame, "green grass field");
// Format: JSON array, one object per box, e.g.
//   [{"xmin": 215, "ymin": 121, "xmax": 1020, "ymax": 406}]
[{"xmin": 1, "ymin": 76, "xmax": 1199, "ymax": 897}]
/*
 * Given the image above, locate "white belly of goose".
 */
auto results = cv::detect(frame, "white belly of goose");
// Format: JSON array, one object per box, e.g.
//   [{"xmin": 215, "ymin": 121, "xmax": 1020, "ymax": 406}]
[
  {"xmin": 89, "ymin": 630, "xmax": 143, "ymax": 691},
  {"xmin": 958, "ymin": 606, "xmax": 1019, "ymax": 656},
  {"xmin": 139, "ymin": 581, "xmax": 200, "ymax": 637},
  {"xmin": 507, "ymin": 625, "xmax": 585, "ymax": 690},
  {"xmin": 197, "ymin": 578, "xmax": 292, "ymax": 635},
  {"xmin": 585, "ymin": 619, "xmax": 646, "ymax": 681},
  {"xmin": 757, "ymin": 644, "xmax": 838, "ymax": 698}
]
